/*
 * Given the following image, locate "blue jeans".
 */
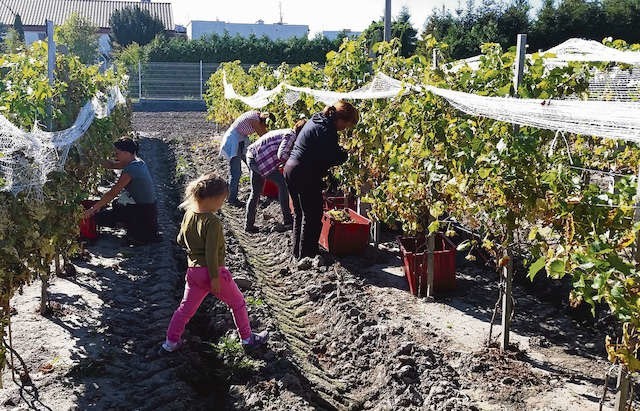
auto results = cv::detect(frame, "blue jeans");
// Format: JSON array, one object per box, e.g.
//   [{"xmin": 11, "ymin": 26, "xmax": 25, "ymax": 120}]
[
  {"xmin": 245, "ymin": 157, "xmax": 292, "ymax": 228},
  {"xmin": 228, "ymin": 155, "xmax": 245, "ymax": 202}
]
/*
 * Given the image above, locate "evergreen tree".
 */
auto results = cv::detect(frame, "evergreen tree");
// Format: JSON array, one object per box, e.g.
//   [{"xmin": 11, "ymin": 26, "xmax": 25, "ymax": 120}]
[
  {"xmin": 362, "ymin": 7, "xmax": 418, "ymax": 57},
  {"xmin": 13, "ymin": 14, "xmax": 24, "ymax": 43},
  {"xmin": 109, "ymin": 6, "xmax": 165, "ymax": 47}
]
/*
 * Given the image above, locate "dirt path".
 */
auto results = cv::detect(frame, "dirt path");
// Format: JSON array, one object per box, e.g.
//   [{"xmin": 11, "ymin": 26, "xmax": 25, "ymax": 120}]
[
  {"xmin": 0, "ymin": 111, "xmax": 637, "ymax": 411},
  {"xmin": 0, "ymin": 132, "xmax": 205, "ymax": 409}
]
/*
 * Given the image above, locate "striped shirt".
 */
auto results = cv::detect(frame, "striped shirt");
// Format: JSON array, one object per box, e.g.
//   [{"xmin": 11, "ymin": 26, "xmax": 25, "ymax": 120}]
[
  {"xmin": 246, "ymin": 128, "xmax": 297, "ymax": 177},
  {"xmin": 233, "ymin": 111, "xmax": 261, "ymax": 136}
]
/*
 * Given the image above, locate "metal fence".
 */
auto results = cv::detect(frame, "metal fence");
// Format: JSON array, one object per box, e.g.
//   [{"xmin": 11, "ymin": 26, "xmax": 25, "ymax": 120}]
[{"xmin": 128, "ymin": 61, "xmax": 221, "ymax": 100}]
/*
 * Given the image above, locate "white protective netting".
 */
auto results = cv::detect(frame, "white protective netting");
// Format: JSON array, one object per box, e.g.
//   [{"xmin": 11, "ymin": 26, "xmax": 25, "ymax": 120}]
[
  {"xmin": 449, "ymin": 38, "xmax": 640, "ymax": 71},
  {"xmin": 224, "ymin": 72, "xmax": 408, "ymax": 108},
  {"xmin": 223, "ymin": 37, "xmax": 640, "ymax": 143},
  {"xmin": 0, "ymin": 87, "xmax": 126, "ymax": 195},
  {"xmin": 588, "ymin": 67, "xmax": 640, "ymax": 101},
  {"xmin": 544, "ymin": 38, "xmax": 640, "ymax": 66},
  {"xmin": 421, "ymin": 85, "xmax": 640, "ymax": 143},
  {"xmin": 447, "ymin": 39, "xmax": 640, "ymax": 101}
]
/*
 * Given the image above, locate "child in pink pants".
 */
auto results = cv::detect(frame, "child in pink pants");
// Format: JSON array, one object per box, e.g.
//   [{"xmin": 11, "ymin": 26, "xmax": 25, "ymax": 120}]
[{"xmin": 161, "ymin": 173, "xmax": 268, "ymax": 353}]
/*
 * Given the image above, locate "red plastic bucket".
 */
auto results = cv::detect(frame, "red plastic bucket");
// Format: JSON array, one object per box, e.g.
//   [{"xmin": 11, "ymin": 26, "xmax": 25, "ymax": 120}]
[
  {"xmin": 80, "ymin": 200, "xmax": 98, "ymax": 240},
  {"xmin": 262, "ymin": 179, "xmax": 279, "ymax": 198},
  {"xmin": 262, "ymin": 168, "xmax": 283, "ymax": 198}
]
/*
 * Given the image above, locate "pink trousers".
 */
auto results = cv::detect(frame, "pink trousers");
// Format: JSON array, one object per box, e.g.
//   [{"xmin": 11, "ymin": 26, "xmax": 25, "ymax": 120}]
[{"xmin": 166, "ymin": 266, "xmax": 251, "ymax": 343}]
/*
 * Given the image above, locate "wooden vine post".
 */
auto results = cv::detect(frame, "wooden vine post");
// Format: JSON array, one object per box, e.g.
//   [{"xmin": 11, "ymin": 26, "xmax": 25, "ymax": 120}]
[
  {"xmin": 501, "ymin": 33, "xmax": 526, "ymax": 352},
  {"xmin": 612, "ymin": 165, "xmax": 640, "ymax": 410},
  {"xmin": 501, "ymin": 247, "xmax": 514, "ymax": 352},
  {"xmin": 46, "ymin": 19, "xmax": 55, "ymax": 131},
  {"xmin": 425, "ymin": 212, "xmax": 435, "ymax": 301},
  {"xmin": 423, "ymin": 49, "xmax": 440, "ymax": 300}
]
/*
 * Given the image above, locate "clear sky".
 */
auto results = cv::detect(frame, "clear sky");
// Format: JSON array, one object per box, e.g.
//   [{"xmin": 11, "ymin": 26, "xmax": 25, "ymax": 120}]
[{"xmin": 169, "ymin": 0, "xmax": 449, "ymax": 35}]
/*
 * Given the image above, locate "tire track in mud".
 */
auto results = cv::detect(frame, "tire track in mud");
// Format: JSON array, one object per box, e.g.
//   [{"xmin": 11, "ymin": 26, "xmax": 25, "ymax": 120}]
[
  {"xmin": 224, "ymin": 208, "xmax": 356, "ymax": 410},
  {"xmin": 176, "ymin": 141, "xmax": 355, "ymax": 410},
  {"xmin": 153, "ymin": 112, "xmax": 476, "ymax": 410},
  {"xmin": 72, "ymin": 135, "xmax": 202, "ymax": 410}
]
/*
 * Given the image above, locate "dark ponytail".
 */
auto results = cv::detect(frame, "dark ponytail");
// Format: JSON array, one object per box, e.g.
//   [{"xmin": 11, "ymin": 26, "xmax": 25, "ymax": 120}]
[
  {"xmin": 113, "ymin": 137, "xmax": 139, "ymax": 155},
  {"xmin": 323, "ymin": 105, "xmax": 337, "ymax": 119},
  {"xmin": 323, "ymin": 100, "xmax": 358, "ymax": 125}
]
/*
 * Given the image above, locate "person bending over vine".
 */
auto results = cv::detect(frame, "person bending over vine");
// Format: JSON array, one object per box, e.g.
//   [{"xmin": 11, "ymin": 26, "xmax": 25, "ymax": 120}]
[
  {"xmin": 244, "ymin": 119, "xmax": 307, "ymax": 233},
  {"xmin": 284, "ymin": 101, "xmax": 359, "ymax": 259},
  {"xmin": 219, "ymin": 110, "xmax": 275, "ymax": 208},
  {"xmin": 83, "ymin": 137, "xmax": 159, "ymax": 245}
]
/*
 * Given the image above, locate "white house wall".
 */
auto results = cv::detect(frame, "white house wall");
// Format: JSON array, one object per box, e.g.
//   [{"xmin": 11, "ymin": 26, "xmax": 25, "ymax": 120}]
[
  {"xmin": 188, "ymin": 21, "xmax": 309, "ymax": 41},
  {"xmin": 98, "ymin": 34, "xmax": 111, "ymax": 55},
  {"xmin": 24, "ymin": 31, "xmax": 43, "ymax": 44},
  {"xmin": 24, "ymin": 30, "xmax": 111, "ymax": 56}
]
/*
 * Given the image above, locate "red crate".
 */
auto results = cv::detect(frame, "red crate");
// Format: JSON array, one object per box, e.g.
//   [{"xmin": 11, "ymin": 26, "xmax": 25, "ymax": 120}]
[
  {"xmin": 323, "ymin": 196, "xmax": 357, "ymax": 211},
  {"xmin": 319, "ymin": 208, "xmax": 371, "ymax": 256},
  {"xmin": 79, "ymin": 200, "xmax": 99, "ymax": 240},
  {"xmin": 397, "ymin": 233, "xmax": 456, "ymax": 295}
]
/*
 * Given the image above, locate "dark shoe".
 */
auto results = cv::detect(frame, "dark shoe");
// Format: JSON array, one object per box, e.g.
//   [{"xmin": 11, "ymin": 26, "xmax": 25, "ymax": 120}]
[
  {"xmin": 242, "ymin": 331, "xmax": 269, "ymax": 350},
  {"xmin": 245, "ymin": 225, "xmax": 259, "ymax": 233},
  {"xmin": 297, "ymin": 257, "xmax": 313, "ymax": 271},
  {"xmin": 228, "ymin": 199, "xmax": 245, "ymax": 208},
  {"xmin": 274, "ymin": 222, "xmax": 293, "ymax": 232},
  {"xmin": 158, "ymin": 339, "xmax": 183, "ymax": 355}
]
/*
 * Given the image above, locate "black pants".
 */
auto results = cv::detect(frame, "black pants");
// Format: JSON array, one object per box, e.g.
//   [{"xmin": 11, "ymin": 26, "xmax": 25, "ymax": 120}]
[
  {"xmin": 284, "ymin": 163, "xmax": 323, "ymax": 259},
  {"xmin": 95, "ymin": 202, "xmax": 159, "ymax": 243}
]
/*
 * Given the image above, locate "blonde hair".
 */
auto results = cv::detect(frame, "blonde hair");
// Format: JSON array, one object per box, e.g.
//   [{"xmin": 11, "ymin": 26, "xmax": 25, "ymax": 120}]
[{"xmin": 179, "ymin": 172, "xmax": 228, "ymax": 209}]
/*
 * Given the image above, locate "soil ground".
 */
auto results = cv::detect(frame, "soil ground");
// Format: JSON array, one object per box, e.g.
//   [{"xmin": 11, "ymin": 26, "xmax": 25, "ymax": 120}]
[{"xmin": 1, "ymin": 111, "xmax": 638, "ymax": 410}]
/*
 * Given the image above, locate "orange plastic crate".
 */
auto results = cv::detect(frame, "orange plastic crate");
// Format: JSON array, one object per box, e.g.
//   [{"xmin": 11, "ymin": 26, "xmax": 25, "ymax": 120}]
[
  {"xmin": 319, "ymin": 208, "xmax": 370, "ymax": 256},
  {"xmin": 397, "ymin": 233, "xmax": 456, "ymax": 295}
]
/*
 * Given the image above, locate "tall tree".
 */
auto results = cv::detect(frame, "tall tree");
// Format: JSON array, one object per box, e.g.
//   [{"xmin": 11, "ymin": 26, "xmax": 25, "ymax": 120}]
[
  {"xmin": 109, "ymin": 6, "xmax": 165, "ymax": 47},
  {"xmin": 602, "ymin": 0, "xmax": 640, "ymax": 44},
  {"xmin": 422, "ymin": 0, "xmax": 531, "ymax": 59},
  {"xmin": 530, "ymin": 0, "xmax": 558, "ymax": 50},
  {"xmin": 55, "ymin": 13, "xmax": 99, "ymax": 64},
  {"xmin": 362, "ymin": 7, "xmax": 418, "ymax": 57},
  {"xmin": 13, "ymin": 14, "xmax": 24, "ymax": 43}
]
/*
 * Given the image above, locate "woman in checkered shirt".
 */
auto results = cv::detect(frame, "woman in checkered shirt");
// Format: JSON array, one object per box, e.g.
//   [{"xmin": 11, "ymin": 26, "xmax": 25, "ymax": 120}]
[
  {"xmin": 219, "ymin": 110, "xmax": 275, "ymax": 207},
  {"xmin": 244, "ymin": 119, "xmax": 307, "ymax": 232}
]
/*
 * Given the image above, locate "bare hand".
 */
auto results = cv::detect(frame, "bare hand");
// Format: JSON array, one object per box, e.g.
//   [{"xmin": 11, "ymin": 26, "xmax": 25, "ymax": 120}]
[{"xmin": 83, "ymin": 207, "xmax": 97, "ymax": 219}]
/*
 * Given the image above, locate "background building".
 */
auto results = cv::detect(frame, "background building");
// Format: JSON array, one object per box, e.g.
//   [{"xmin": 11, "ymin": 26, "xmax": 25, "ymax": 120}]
[
  {"xmin": 0, "ymin": 0, "xmax": 174, "ymax": 54},
  {"xmin": 187, "ymin": 20, "xmax": 309, "ymax": 41},
  {"xmin": 321, "ymin": 29, "xmax": 361, "ymax": 41}
]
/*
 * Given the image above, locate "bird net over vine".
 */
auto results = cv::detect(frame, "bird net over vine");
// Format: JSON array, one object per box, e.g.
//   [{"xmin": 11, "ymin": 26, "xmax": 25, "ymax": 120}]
[
  {"xmin": 223, "ymin": 38, "xmax": 640, "ymax": 143},
  {"xmin": 0, "ymin": 87, "xmax": 126, "ymax": 196}
]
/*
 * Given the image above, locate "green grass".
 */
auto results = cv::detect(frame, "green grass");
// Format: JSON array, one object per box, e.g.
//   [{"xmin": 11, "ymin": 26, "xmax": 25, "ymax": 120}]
[
  {"xmin": 211, "ymin": 335, "xmax": 260, "ymax": 375},
  {"xmin": 245, "ymin": 296, "xmax": 265, "ymax": 307},
  {"xmin": 175, "ymin": 155, "xmax": 189, "ymax": 178}
]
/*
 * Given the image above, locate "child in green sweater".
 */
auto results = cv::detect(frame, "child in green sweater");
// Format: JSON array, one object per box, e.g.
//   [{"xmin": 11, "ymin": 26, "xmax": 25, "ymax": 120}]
[{"xmin": 161, "ymin": 173, "xmax": 268, "ymax": 353}]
